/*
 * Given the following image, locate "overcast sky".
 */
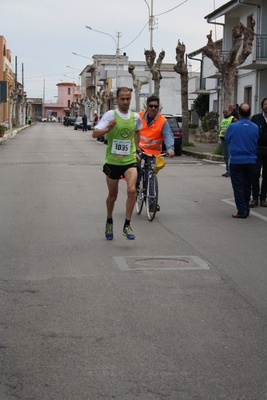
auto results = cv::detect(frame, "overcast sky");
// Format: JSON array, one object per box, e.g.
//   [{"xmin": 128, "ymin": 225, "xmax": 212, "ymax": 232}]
[{"xmin": 1, "ymin": 0, "xmax": 226, "ymax": 101}]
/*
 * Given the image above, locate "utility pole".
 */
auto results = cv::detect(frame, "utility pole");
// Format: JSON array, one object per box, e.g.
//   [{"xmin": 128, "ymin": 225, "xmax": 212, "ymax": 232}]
[{"xmin": 116, "ymin": 32, "xmax": 121, "ymax": 92}]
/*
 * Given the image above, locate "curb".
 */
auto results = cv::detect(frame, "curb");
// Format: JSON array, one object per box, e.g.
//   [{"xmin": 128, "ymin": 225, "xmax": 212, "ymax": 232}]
[{"xmin": 182, "ymin": 149, "xmax": 223, "ymax": 162}]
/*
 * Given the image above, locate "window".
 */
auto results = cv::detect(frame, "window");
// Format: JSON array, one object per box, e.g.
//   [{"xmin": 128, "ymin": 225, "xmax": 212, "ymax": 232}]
[
  {"xmin": 244, "ymin": 86, "xmax": 252, "ymax": 105},
  {"xmin": 247, "ymin": 15, "xmax": 253, "ymax": 28},
  {"xmin": 68, "ymin": 88, "xmax": 70, "ymax": 95},
  {"xmin": 68, "ymin": 100, "xmax": 70, "ymax": 108}
]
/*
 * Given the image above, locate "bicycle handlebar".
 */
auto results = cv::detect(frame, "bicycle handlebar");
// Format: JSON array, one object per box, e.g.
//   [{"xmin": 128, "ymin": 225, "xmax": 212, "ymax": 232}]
[{"xmin": 137, "ymin": 150, "xmax": 167, "ymax": 157}]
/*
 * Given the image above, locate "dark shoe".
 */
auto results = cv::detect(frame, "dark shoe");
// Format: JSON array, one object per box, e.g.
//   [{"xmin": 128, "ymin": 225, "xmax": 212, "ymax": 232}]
[
  {"xmin": 260, "ymin": 200, "xmax": 267, "ymax": 207},
  {"xmin": 222, "ymin": 172, "xmax": 230, "ymax": 177},
  {"xmin": 249, "ymin": 199, "xmax": 259, "ymax": 208},
  {"xmin": 232, "ymin": 213, "xmax": 247, "ymax": 219},
  {"xmin": 156, "ymin": 204, "xmax": 160, "ymax": 212}
]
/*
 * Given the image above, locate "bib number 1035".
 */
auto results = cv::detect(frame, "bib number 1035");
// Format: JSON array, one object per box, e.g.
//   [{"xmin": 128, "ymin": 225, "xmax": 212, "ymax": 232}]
[{"xmin": 112, "ymin": 139, "xmax": 131, "ymax": 155}]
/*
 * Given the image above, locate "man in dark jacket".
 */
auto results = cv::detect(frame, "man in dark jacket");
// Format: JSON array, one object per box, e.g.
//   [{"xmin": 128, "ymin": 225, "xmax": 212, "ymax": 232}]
[
  {"xmin": 225, "ymin": 103, "xmax": 258, "ymax": 218},
  {"xmin": 249, "ymin": 97, "xmax": 267, "ymax": 208},
  {"xmin": 82, "ymin": 114, "xmax": 88, "ymax": 132}
]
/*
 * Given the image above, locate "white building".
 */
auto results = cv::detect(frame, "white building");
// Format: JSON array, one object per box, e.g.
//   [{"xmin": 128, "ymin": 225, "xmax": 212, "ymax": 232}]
[{"xmin": 79, "ymin": 53, "xmax": 199, "ymax": 117}]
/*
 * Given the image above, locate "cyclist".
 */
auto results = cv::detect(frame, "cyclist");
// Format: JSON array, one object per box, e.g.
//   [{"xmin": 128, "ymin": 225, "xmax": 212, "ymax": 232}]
[
  {"xmin": 92, "ymin": 87, "xmax": 142, "ymax": 241},
  {"xmin": 137, "ymin": 95, "xmax": 175, "ymax": 209}
]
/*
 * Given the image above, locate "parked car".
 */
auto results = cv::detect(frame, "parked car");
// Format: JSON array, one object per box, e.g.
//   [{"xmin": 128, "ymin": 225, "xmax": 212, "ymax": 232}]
[
  {"xmin": 74, "ymin": 116, "xmax": 92, "ymax": 131},
  {"xmin": 67, "ymin": 115, "xmax": 76, "ymax": 125},
  {"xmin": 162, "ymin": 114, "xmax": 183, "ymax": 156}
]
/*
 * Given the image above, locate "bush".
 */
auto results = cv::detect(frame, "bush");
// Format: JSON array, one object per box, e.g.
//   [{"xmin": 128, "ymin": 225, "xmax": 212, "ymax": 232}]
[
  {"xmin": 0, "ymin": 125, "xmax": 6, "ymax": 134},
  {"xmin": 201, "ymin": 111, "xmax": 219, "ymax": 132},
  {"xmin": 213, "ymin": 143, "xmax": 222, "ymax": 155},
  {"xmin": 189, "ymin": 123, "xmax": 198, "ymax": 129}
]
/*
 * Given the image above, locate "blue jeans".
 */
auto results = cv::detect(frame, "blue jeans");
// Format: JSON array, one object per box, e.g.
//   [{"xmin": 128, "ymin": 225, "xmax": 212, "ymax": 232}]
[
  {"xmin": 221, "ymin": 138, "xmax": 230, "ymax": 173},
  {"xmin": 230, "ymin": 163, "xmax": 255, "ymax": 215}
]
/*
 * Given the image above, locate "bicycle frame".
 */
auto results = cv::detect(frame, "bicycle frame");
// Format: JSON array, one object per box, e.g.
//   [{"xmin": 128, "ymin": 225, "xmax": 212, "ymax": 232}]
[{"xmin": 136, "ymin": 151, "xmax": 165, "ymax": 221}]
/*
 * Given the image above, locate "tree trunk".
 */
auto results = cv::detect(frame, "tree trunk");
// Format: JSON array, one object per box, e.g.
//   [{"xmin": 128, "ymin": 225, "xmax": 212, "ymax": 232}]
[
  {"xmin": 174, "ymin": 40, "xmax": 189, "ymax": 144},
  {"xmin": 144, "ymin": 49, "xmax": 165, "ymax": 97},
  {"xmin": 128, "ymin": 64, "xmax": 149, "ymax": 111}
]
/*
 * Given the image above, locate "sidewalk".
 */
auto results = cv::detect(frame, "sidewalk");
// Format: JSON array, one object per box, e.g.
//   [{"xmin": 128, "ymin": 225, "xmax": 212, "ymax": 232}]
[
  {"xmin": 0, "ymin": 124, "xmax": 30, "ymax": 144},
  {"xmin": 182, "ymin": 132, "xmax": 223, "ymax": 162}
]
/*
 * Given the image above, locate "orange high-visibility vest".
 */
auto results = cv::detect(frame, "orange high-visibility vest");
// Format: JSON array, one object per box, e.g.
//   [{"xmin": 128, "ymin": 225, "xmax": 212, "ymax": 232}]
[{"xmin": 138, "ymin": 111, "xmax": 167, "ymax": 155}]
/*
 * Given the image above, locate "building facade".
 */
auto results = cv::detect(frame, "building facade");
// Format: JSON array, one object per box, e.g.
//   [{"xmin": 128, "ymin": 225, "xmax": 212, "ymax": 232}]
[
  {"xmin": 189, "ymin": 0, "xmax": 267, "ymax": 118},
  {"xmin": 0, "ymin": 36, "xmax": 15, "ymax": 127}
]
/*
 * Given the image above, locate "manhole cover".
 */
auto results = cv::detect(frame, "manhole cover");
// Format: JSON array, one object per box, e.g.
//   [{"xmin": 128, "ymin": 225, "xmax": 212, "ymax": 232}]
[{"xmin": 113, "ymin": 256, "xmax": 210, "ymax": 271}]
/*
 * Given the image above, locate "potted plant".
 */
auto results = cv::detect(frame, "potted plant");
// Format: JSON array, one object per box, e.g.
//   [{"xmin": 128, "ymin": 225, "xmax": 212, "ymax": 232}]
[{"xmin": 0, "ymin": 125, "xmax": 6, "ymax": 138}]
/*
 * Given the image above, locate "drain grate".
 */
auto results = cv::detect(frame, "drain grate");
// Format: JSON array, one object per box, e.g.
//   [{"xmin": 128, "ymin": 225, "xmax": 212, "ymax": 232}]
[{"xmin": 113, "ymin": 256, "xmax": 210, "ymax": 271}]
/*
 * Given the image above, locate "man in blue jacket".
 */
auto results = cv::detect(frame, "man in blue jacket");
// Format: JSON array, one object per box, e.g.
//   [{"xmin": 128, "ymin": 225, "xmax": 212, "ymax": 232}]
[{"xmin": 224, "ymin": 103, "xmax": 259, "ymax": 218}]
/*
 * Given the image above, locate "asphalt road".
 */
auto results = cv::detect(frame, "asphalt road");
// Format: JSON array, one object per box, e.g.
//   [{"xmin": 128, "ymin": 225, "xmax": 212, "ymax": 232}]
[{"xmin": 0, "ymin": 122, "xmax": 266, "ymax": 400}]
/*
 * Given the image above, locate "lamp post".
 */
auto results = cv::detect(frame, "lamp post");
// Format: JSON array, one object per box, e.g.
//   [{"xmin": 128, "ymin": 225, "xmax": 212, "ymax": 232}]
[
  {"xmin": 85, "ymin": 26, "xmax": 121, "ymax": 93},
  {"xmin": 144, "ymin": 0, "xmax": 154, "ymax": 95}
]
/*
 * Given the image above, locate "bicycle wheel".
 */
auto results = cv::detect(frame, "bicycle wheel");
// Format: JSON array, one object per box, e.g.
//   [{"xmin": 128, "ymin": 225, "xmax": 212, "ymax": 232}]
[
  {"xmin": 146, "ymin": 173, "xmax": 158, "ymax": 221},
  {"xmin": 136, "ymin": 173, "xmax": 144, "ymax": 215}
]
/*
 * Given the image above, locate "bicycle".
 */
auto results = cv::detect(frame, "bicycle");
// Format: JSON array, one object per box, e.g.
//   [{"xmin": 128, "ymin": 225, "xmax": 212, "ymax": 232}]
[{"xmin": 135, "ymin": 151, "xmax": 166, "ymax": 221}]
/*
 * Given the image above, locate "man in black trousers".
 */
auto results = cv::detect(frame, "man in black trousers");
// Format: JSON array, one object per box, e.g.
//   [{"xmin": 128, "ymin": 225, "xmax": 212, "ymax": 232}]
[{"xmin": 249, "ymin": 97, "xmax": 267, "ymax": 208}]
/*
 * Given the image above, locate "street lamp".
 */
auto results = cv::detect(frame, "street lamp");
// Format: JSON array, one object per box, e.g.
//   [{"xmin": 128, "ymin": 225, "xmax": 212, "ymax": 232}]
[
  {"xmin": 72, "ymin": 52, "xmax": 93, "ymax": 61},
  {"xmin": 85, "ymin": 26, "xmax": 120, "ymax": 92}
]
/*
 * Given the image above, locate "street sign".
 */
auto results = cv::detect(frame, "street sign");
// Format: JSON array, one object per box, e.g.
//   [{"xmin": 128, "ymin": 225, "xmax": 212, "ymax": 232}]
[
  {"xmin": 138, "ymin": 93, "xmax": 148, "ymax": 97},
  {"xmin": 86, "ymin": 101, "xmax": 91, "ymax": 107}
]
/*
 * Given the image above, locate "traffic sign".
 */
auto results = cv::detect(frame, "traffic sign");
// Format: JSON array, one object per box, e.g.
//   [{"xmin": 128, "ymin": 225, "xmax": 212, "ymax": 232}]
[
  {"xmin": 86, "ymin": 101, "xmax": 91, "ymax": 107},
  {"xmin": 138, "ymin": 93, "xmax": 148, "ymax": 97}
]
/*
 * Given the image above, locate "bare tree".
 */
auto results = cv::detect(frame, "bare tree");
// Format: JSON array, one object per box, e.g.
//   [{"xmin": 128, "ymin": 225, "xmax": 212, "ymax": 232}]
[
  {"xmin": 203, "ymin": 18, "xmax": 255, "ymax": 107},
  {"xmin": 128, "ymin": 64, "xmax": 149, "ymax": 111},
  {"xmin": 144, "ymin": 48, "xmax": 165, "ymax": 97},
  {"xmin": 174, "ymin": 40, "xmax": 189, "ymax": 144}
]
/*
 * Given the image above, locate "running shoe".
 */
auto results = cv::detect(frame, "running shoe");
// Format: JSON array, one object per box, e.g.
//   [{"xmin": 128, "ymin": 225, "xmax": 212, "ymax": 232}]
[
  {"xmin": 123, "ymin": 225, "xmax": 135, "ymax": 240},
  {"xmin": 105, "ymin": 223, "xmax": 113, "ymax": 240}
]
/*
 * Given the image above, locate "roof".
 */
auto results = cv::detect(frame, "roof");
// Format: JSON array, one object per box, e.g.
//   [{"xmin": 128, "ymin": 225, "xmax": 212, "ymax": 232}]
[{"xmin": 204, "ymin": 0, "xmax": 244, "ymax": 22}]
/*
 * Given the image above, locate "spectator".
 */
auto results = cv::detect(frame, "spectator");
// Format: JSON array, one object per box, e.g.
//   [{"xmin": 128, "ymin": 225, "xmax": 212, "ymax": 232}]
[
  {"xmin": 225, "ymin": 103, "xmax": 258, "ymax": 218},
  {"xmin": 93, "ymin": 111, "xmax": 99, "ymax": 126},
  {"xmin": 228, "ymin": 103, "xmax": 239, "ymax": 120},
  {"xmin": 219, "ymin": 107, "xmax": 237, "ymax": 177},
  {"xmin": 249, "ymin": 97, "xmax": 267, "ymax": 207},
  {"xmin": 82, "ymin": 114, "xmax": 88, "ymax": 132}
]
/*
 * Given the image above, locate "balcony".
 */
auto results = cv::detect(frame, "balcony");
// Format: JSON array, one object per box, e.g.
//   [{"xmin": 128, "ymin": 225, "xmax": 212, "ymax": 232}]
[
  {"xmin": 238, "ymin": 34, "xmax": 267, "ymax": 71},
  {"xmin": 256, "ymin": 34, "xmax": 267, "ymax": 60}
]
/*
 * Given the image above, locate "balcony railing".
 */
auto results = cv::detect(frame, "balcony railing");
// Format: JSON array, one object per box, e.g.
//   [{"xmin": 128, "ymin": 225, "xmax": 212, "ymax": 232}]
[{"xmin": 256, "ymin": 34, "xmax": 267, "ymax": 60}]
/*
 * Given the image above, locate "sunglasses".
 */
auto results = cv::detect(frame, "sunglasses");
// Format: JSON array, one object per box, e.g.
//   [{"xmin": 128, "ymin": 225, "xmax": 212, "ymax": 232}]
[{"xmin": 148, "ymin": 104, "xmax": 159, "ymax": 109}]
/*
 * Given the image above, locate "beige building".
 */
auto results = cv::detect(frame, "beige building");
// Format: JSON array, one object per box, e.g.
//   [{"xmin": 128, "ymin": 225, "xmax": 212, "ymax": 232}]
[{"xmin": 0, "ymin": 36, "xmax": 15, "ymax": 126}]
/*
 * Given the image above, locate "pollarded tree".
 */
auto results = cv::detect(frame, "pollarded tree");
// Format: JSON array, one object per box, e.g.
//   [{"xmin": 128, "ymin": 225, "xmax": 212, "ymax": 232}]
[
  {"xmin": 203, "ymin": 18, "xmax": 255, "ymax": 107},
  {"xmin": 144, "ymin": 48, "xmax": 165, "ymax": 97},
  {"xmin": 128, "ymin": 64, "xmax": 149, "ymax": 112},
  {"xmin": 174, "ymin": 40, "xmax": 189, "ymax": 144}
]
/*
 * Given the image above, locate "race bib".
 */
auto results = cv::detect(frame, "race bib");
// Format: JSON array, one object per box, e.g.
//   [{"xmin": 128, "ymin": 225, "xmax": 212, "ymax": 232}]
[{"xmin": 111, "ymin": 139, "xmax": 131, "ymax": 155}]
